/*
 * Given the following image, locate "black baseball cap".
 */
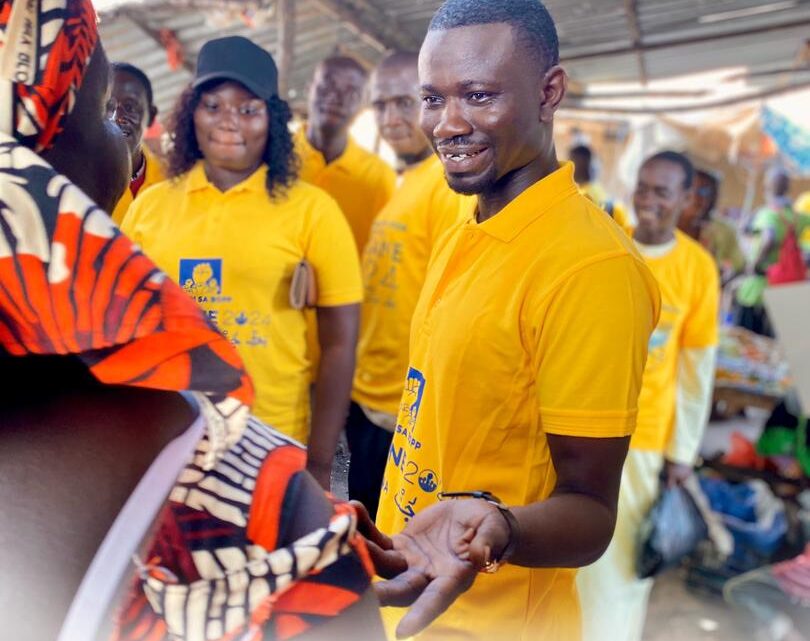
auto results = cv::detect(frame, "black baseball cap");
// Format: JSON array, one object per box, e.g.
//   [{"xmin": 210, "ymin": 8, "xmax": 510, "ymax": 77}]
[{"xmin": 193, "ymin": 36, "xmax": 279, "ymax": 100}]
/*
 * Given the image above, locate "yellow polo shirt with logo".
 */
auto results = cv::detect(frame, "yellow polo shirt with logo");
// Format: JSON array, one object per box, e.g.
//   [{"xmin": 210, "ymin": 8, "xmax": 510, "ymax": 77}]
[
  {"xmin": 121, "ymin": 163, "xmax": 362, "ymax": 442},
  {"xmin": 111, "ymin": 146, "xmax": 166, "ymax": 225},
  {"xmin": 353, "ymin": 155, "xmax": 465, "ymax": 416},
  {"xmin": 631, "ymin": 230, "xmax": 719, "ymax": 453},
  {"xmin": 376, "ymin": 162, "xmax": 660, "ymax": 641},
  {"xmin": 294, "ymin": 127, "xmax": 396, "ymax": 252}
]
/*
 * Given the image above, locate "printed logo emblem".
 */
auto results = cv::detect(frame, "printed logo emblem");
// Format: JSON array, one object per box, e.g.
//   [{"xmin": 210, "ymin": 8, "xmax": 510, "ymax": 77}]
[
  {"xmin": 400, "ymin": 367, "xmax": 426, "ymax": 430},
  {"xmin": 179, "ymin": 258, "xmax": 222, "ymax": 298},
  {"xmin": 418, "ymin": 469, "xmax": 438, "ymax": 493}
]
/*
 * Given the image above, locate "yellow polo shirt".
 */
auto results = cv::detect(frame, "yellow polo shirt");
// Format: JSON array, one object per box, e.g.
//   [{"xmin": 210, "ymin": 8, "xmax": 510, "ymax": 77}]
[
  {"xmin": 353, "ymin": 155, "xmax": 465, "ymax": 416},
  {"xmin": 121, "ymin": 163, "xmax": 362, "ymax": 443},
  {"xmin": 111, "ymin": 146, "xmax": 166, "ymax": 225},
  {"xmin": 631, "ymin": 231, "xmax": 719, "ymax": 453},
  {"xmin": 376, "ymin": 162, "xmax": 660, "ymax": 641},
  {"xmin": 295, "ymin": 127, "xmax": 396, "ymax": 252}
]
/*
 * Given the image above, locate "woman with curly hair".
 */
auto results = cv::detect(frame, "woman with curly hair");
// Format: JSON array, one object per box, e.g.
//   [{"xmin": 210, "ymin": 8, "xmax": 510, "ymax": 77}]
[{"xmin": 122, "ymin": 36, "xmax": 362, "ymax": 489}]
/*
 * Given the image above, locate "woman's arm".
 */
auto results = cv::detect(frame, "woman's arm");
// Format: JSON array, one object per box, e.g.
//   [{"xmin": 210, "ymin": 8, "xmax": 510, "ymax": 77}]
[{"xmin": 309, "ymin": 303, "xmax": 360, "ymax": 489}]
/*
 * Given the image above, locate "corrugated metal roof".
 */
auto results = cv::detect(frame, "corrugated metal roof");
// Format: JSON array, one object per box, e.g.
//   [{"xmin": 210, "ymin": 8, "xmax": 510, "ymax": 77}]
[{"xmin": 99, "ymin": 0, "xmax": 810, "ymax": 117}]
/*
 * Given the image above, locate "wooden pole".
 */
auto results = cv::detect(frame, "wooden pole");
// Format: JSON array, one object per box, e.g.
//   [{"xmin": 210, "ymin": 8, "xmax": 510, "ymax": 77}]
[{"xmin": 277, "ymin": 0, "xmax": 295, "ymax": 99}]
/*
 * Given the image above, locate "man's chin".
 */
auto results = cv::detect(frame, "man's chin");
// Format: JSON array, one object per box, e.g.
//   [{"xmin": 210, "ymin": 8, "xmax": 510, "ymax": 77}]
[{"xmin": 444, "ymin": 172, "xmax": 492, "ymax": 196}]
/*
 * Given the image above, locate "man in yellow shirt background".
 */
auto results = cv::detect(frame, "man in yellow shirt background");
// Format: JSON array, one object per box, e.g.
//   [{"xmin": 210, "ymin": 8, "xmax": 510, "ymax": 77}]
[
  {"xmin": 578, "ymin": 151, "xmax": 719, "ymax": 641},
  {"xmin": 365, "ymin": 2, "xmax": 660, "ymax": 639},
  {"xmin": 570, "ymin": 143, "xmax": 633, "ymax": 234},
  {"xmin": 348, "ymin": 51, "xmax": 464, "ymax": 519},
  {"xmin": 296, "ymin": 55, "xmax": 396, "ymax": 253},
  {"xmin": 109, "ymin": 62, "xmax": 166, "ymax": 225}
]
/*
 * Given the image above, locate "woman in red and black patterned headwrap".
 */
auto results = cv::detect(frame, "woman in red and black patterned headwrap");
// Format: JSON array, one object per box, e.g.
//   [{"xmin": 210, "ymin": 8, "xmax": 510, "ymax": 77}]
[{"xmin": 0, "ymin": 3, "xmax": 383, "ymax": 641}]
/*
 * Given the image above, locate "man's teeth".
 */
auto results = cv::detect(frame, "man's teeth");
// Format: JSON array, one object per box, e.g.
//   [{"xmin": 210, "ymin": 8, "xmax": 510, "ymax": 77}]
[{"xmin": 446, "ymin": 150, "xmax": 482, "ymax": 161}]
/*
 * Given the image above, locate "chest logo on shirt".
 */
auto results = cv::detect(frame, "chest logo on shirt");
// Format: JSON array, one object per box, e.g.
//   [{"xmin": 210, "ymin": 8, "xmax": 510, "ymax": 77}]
[
  {"xmin": 180, "ymin": 258, "xmax": 222, "ymax": 299},
  {"xmin": 400, "ymin": 367, "xmax": 426, "ymax": 430},
  {"xmin": 648, "ymin": 304, "xmax": 682, "ymax": 364}
]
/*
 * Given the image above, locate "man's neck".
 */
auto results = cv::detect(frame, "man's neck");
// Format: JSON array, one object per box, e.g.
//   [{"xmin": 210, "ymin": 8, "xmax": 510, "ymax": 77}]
[
  {"xmin": 131, "ymin": 148, "xmax": 145, "ymax": 180},
  {"xmin": 575, "ymin": 172, "xmax": 591, "ymax": 185},
  {"xmin": 398, "ymin": 146, "xmax": 433, "ymax": 170},
  {"xmin": 633, "ymin": 228, "xmax": 676, "ymax": 247},
  {"xmin": 476, "ymin": 150, "xmax": 559, "ymax": 223},
  {"xmin": 306, "ymin": 121, "xmax": 348, "ymax": 164}
]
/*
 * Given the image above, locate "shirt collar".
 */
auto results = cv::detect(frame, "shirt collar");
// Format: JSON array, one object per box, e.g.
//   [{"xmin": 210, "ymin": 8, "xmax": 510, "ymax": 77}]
[
  {"xmin": 296, "ymin": 126, "xmax": 362, "ymax": 172},
  {"xmin": 186, "ymin": 161, "xmax": 268, "ymax": 195},
  {"xmin": 463, "ymin": 162, "xmax": 580, "ymax": 243}
]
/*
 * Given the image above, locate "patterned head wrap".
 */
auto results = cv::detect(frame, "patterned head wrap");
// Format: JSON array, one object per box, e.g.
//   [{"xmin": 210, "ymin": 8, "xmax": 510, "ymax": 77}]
[
  {"xmin": 0, "ymin": 0, "xmax": 254, "ymax": 464},
  {"xmin": 0, "ymin": 0, "xmax": 98, "ymax": 151}
]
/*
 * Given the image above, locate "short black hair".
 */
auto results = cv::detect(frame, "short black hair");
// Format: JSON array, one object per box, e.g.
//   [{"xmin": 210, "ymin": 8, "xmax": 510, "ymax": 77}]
[
  {"xmin": 319, "ymin": 55, "xmax": 369, "ymax": 79},
  {"xmin": 569, "ymin": 144, "xmax": 592, "ymax": 162},
  {"xmin": 429, "ymin": 0, "xmax": 560, "ymax": 70},
  {"xmin": 376, "ymin": 50, "xmax": 419, "ymax": 73},
  {"xmin": 644, "ymin": 150, "xmax": 694, "ymax": 190},
  {"xmin": 112, "ymin": 62, "xmax": 155, "ymax": 107}
]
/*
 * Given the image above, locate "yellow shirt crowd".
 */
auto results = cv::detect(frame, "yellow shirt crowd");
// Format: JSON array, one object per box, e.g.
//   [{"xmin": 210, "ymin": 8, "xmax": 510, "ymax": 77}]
[{"xmin": 112, "ymin": 139, "xmax": 716, "ymax": 641}]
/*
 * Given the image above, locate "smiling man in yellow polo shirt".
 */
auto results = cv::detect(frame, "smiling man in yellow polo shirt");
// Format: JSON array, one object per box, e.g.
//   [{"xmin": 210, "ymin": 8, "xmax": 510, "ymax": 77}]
[
  {"xmin": 296, "ymin": 56, "xmax": 396, "ymax": 253},
  {"xmin": 348, "ymin": 51, "xmax": 464, "ymax": 519},
  {"xmin": 364, "ymin": 2, "xmax": 660, "ymax": 640},
  {"xmin": 109, "ymin": 62, "xmax": 165, "ymax": 225},
  {"xmin": 578, "ymin": 151, "xmax": 719, "ymax": 641}
]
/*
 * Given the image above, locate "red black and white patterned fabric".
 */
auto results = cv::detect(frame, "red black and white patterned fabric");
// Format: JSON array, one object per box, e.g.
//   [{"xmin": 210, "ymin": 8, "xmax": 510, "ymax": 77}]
[
  {"xmin": 0, "ymin": 0, "xmax": 253, "ymax": 463},
  {"xmin": 0, "ymin": 0, "xmax": 97, "ymax": 152},
  {"xmin": 113, "ymin": 416, "xmax": 374, "ymax": 641}
]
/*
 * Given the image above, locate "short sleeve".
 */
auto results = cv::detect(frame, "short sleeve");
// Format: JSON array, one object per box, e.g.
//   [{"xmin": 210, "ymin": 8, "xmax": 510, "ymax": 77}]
[
  {"xmin": 306, "ymin": 196, "xmax": 363, "ymax": 307},
  {"xmin": 530, "ymin": 254, "xmax": 660, "ymax": 438},
  {"xmin": 681, "ymin": 253, "xmax": 720, "ymax": 349}
]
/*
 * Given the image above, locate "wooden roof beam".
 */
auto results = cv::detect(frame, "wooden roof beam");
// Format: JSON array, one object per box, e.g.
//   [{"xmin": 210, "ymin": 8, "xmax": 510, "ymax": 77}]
[
  {"xmin": 623, "ymin": 0, "xmax": 648, "ymax": 85},
  {"xmin": 120, "ymin": 8, "xmax": 195, "ymax": 74},
  {"xmin": 564, "ymin": 18, "xmax": 810, "ymax": 62},
  {"xmin": 311, "ymin": 0, "xmax": 417, "ymax": 54}
]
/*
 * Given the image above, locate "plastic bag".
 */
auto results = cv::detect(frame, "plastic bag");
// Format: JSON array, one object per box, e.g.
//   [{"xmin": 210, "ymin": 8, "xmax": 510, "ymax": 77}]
[{"xmin": 636, "ymin": 484, "xmax": 709, "ymax": 579}]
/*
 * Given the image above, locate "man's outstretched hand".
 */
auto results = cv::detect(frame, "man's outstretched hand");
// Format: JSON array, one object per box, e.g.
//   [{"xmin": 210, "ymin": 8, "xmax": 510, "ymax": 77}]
[{"xmin": 372, "ymin": 499, "xmax": 511, "ymax": 639}]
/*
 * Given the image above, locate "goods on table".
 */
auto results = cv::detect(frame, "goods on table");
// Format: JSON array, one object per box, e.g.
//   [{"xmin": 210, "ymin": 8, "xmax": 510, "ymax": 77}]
[{"xmin": 715, "ymin": 326, "xmax": 792, "ymax": 397}]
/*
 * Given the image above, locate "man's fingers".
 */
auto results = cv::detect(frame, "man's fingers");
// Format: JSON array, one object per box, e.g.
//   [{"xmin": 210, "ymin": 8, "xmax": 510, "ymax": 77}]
[
  {"xmin": 350, "ymin": 500, "xmax": 394, "ymax": 550},
  {"xmin": 467, "ymin": 512, "xmax": 510, "ymax": 569},
  {"xmin": 367, "ymin": 540, "xmax": 408, "ymax": 579},
  {"xmin": 395, "ymin": 573, "xmax": 474, "ymax": 639},
  {"xmin": 373, "ymin": 568, "xmax": 430, "ymax": 607}
]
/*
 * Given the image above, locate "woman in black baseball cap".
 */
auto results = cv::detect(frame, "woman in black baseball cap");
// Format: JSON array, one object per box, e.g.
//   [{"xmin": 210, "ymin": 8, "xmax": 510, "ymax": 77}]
[{"xmin": 120, "ymin": 36, "xmax": 364, "ymax": 492}]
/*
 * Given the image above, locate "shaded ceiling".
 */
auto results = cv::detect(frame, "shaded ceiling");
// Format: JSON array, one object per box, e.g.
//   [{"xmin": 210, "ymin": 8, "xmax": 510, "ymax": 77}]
[{"xmin": 98, "ymin": 0, "xmax": 810, "ymax": 117}]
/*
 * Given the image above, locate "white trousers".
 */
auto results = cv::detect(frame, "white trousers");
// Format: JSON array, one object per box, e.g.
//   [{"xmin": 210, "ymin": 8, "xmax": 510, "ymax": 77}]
[{"xmin": 577, "ymin": 449, "xmax": 664, "ymax": 641}]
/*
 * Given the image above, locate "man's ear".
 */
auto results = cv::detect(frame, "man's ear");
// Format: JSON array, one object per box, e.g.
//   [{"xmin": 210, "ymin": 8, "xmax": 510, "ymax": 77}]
[
  {"xmin": 539, "ymin": 65, "xmax": 567, "ymax": 122},
  {"xmin": 147, "ymin": 105, "xmax": 158, "ymax": 128}
]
